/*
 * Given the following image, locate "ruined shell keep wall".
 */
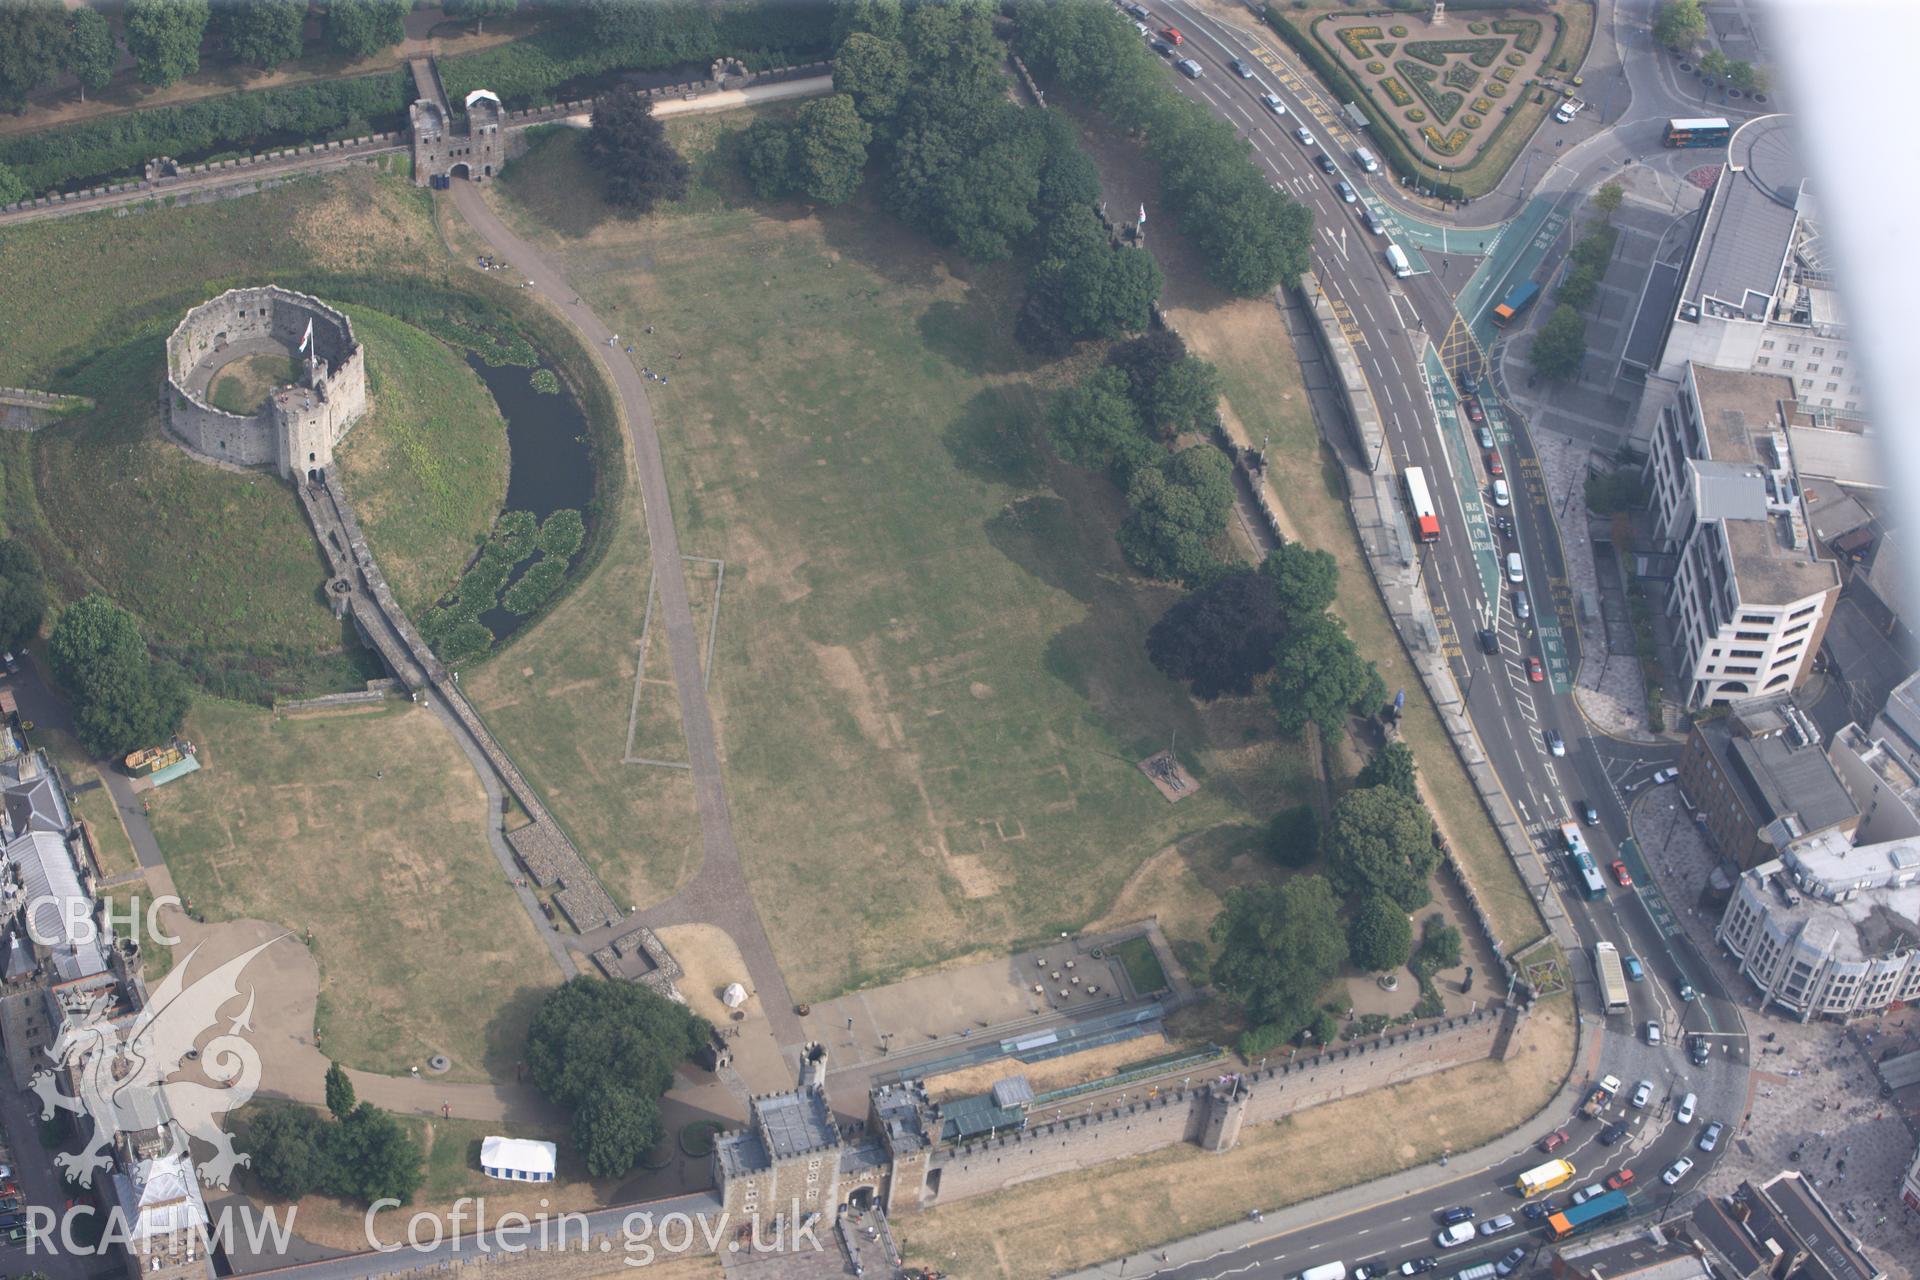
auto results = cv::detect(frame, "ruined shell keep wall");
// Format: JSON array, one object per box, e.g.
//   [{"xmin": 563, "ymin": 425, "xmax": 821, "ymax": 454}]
[{"xmin": 165, "ymin": 286, "xmax": 367, "ymax": 479}]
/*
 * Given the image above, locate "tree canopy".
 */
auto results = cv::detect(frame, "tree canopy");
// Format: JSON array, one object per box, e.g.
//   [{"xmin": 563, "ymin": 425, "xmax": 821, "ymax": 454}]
[
  {"xmin": 1530, "ymin": 304, "xmax": 1588, "ymax": 382},
  {"xmin": 1106, "ymin": 332, "xmax": 1220, "ymax": 440},
  {"xmin": 587, "ymin": 86, "xmax": 691, "ymax": 213},
  {"xmin": 125, "ymin": 0, "xmax": 210, "ymax": 88},
  {"xmin": 1347, "ymin": 892, "xmax": 1413, "ymax": 973},
  {"xmin": 790, "ymin": 93, "xmax": 873, "ymax": 204},
  {"xmin": 213, "ymin": 0, "xmax": 305, "ymax": 70},
  {"xmin": 63, "ymin": 8, "xmax": 117, "ymax": 102},
  {"xmin": 0, "ymin": 539, "xmax": 48, "ymax": 653},
  {"xmin": 1652, "ymin": 0, "xmax": 1706, "ymax": 50},
  {"xmin": 324, "ymin": 1062, "xmax": 356, "ymax": 1121},
  {"xmin": 1267, "ymin": 613, "xmax": 1385, "ymax": 737},
  {"xmin": 1047, "ymin": 366, "xmax": 1154, "ymax": 479},
  {"xmin": 1146, "ymin": 568, "xmax": 1286, "ymax": 700},
  {"xmin": 1118, "ymin": 445, "xmax": 1234, "ymax": 584},
  {"xmin": 1211, "ymin": 875, "xmax": 1347, "ymax": 1034},
  {"xmin": 1354, "ymin": 740, "xmax": 1418, "ymax": 798},
  {"xmin": 47, "ymin": 595, "xmax": 191, "ymax": 759},
  {"xmin": 0, "ymin": 0, "xmax": 70, "ymax": 112},
  {"xmin": 1323, "ymin": 784, "xmax": 1438, "ymax": 912},
  {"xmin": 1261, "ymin": 541, "xmax": 1340, "ymax": 622},
  {"xmin": 1021, "ymin": 207, "xmax": 1162, "ymax": 352},
  {"xmin": 833, "ymin": 30, "xmax": 909, "ymax": 123},
  {"xmin": 245, "ymin": 1099, "xmax": 422, "ymax": 1206},
  {"xmin": 526, "ymin": 977, "xmax": 709, "ymax": 1178},
  {"xmin": 323, "ymin": 0, "xmax": 409, "ymax": 61}
]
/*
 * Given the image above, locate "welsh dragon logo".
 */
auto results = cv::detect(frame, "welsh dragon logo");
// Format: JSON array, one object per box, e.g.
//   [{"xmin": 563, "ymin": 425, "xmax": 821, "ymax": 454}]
[{"xmin": 29, "ymin": 936, "xmax": 284, "ymax": 1188}]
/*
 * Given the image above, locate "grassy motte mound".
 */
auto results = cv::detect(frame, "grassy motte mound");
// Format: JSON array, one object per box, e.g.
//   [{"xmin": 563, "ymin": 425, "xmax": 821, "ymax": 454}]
[{"xmin": 336, "ymin": 307, "xmax": 510, "ymax": 617}]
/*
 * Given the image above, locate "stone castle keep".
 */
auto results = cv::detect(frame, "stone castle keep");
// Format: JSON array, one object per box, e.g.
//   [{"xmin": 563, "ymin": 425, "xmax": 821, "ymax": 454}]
[
  {"xmin": 165, "ymin": 286, "xmax": 367, "ymax": 480},
  {"xmin": 715, "ymin": 1006, "xmax": 1522, "ymax": 1228}
]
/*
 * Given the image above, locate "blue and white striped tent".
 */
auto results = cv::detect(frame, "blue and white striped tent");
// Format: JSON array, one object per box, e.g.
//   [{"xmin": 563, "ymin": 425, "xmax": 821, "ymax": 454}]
[{"xmin": 481, "ymin": 1135, "xmax": 557, "ymax": 1183}]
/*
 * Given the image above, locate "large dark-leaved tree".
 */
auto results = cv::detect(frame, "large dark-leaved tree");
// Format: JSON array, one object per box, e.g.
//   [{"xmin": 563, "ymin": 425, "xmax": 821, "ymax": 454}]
[
  {"xmin": 47, "ymin": 595, "xmax": 191, "ymax": 760},
  {"xmin": 527, "ymin": 977, "xmax": 709, "ymax": 1178},
  {"xmin": 0, "ymin": 538, "xmax": 48, "ymax": 653},
  {"xmin": 63, "ymin": 7, "xmax": 117, "ymax": 102},
  {"xmin": 1261, "ymin": 541, "xmax": 1340, "ymax": 623},
  {"xmin": 124, "ymin": 0, "xmax": 210, "ymax": 88},
  {"xmin": 587, "ymin": 87, "xmax": 690, "ymax": 214},
  {"xmin": 1323, "ymin": 784, "xmax": 1439, "ymax": 912},
  {"xmin": 1355, "ymin": 739, "xmax": 1419, "ymax": 798},
  {"xmin": 1348, "ymin": 892, "xmax": 1413, "ymax": 973},
  {"xmin": 1147, "ymin": 568, "xmax": 1286, "ymax": 700},
  {"xmin": 1210, "ymin": 875, "xmax": 1347, "ymax": 1037},
  {"xmin": 1106, "ymin": 332, "xmax": 1221, "ymax": 441},
  {"xmin": 323, "ymin": 0, "xmax": 408, "ymax": 60},
  {"xmin": 0, "ymin": 0, "xmax": 68, "ymax": 112},
  {"xmin": 1046, "ymin": 366, "xmax": 1155, "ymax": 480}
]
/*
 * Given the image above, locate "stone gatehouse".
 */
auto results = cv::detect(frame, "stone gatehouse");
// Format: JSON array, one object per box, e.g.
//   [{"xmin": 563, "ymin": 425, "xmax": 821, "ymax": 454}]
[{"xmin": 164, "ymin": 286, "xmax": 367, "ymax": 481}]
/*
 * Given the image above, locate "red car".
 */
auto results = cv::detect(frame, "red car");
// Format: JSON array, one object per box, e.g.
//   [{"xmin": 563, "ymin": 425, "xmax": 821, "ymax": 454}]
[
  {"xmin": 1612, "ymin": 860, "xmax": 1633, "ymax": 887},
  {"xmin": 1538, "ymin": 1129, "xmax": 1570, "ymax": 1154},
  {"xmin": 1463, "ymin": 395, "xmax": 1484, "ymax": 423},
  {"xmin": 1528, "ymin": 656, "xmax": 1545, "ymax": 683},
  {"xmin": 1487, "ymin": 452, "xmax": 1505, "ymax": 477},
  {"xmin": 1607, "ymin": 1168, "xmax": 1637, "ymax": 1190},
  {"xmin": 1159, "ymin": 25, "xmax": 1183, "ymax": 44}
]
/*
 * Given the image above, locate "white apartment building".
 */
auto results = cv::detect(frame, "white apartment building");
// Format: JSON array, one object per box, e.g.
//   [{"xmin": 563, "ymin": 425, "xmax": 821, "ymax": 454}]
[
  {"xmin": 1646, "ymin": 363, "xmax": 1840, "ymax": 708},
  {"xmin": 1716, "ymin": 830, "xmax": 1920, "ymax": 1021},
  {"xmin": 1641, "ymin": 116, "xmax": 1869, "ymax": 423}
]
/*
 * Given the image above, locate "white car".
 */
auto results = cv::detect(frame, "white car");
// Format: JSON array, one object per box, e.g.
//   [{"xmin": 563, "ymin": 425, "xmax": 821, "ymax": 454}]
[
  {"xmin": 1435, "ymin": 1222, "xmax": 1476, "ymax": 1249},
  {"xmin": 1677, "ymin": 1093, "xmax": 1697, "ymax": 1124},
  {"xmin": 1630, "ymin": 1080, "xmax": 1652, "ymax": 1109},
  {"xmin": 1492, "ymin": 478, "xmax": 1510, "ymax": 508},
  {"xmin": 1663, "ymin": 1157, "xmax": 1695, "ymax": 1186},
  {"xmin": 1652, "ymin": 767, "xmax": 1678, "ymax": 785},
  {"xmin": 1644, "ymin": 1020, "xmax": 1662, "ymax": 1045},
  {"xmin": 1262, "ymin": 92, "xmax": 1288, "ymax": 116},
  {"xmin": 1295, "ymin": 126, "xmax": 1316, "ymax": 146}
]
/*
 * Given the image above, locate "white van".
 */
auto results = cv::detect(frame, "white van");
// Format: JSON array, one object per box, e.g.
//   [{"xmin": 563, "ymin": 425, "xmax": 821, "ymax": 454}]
[
  {"xmin": 1384, "ymin": 243, "xmax": 1412, "ymax": 278},
  {"xmin": 1353, "ymin": 145, "xmax": 1381, "ymax": 173},
  {"xmin": 1491, "ymin": 478, "xmax": 1510, "ymax": 507},
  {"xmin": 1436, "ymin": 1222, "xmax": 1477, "ymax": 1249},
  {"xmin": 1300, "ymin": 1264, "xmax": 1348, "ymax": 1280},
  {"xmin": 1507, "ymin": 552, "xmax": 1525, "ymax": 584},
  {"xmin": 1455, "ymin": 1265, "xmax": 1499, "ymax": 1280},
  {"xmin": 1677, "ymin": 1092, "xmax": 1697, "ymax": 1124}
]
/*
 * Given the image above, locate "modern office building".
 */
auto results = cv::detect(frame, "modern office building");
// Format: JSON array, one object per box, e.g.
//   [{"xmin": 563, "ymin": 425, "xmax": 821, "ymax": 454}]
[
  {"xmin": 1827, "ymin": 723, "xmax": 1920, "ymax": 846},
  {"xmin": 1715, "ymin": 827, "xmax": 1920, "ymax": 1020},
  {"xmin": 1679, "ymin": 693, "xmax": 1858, "ymax": 868},
  {"xmin": 1646, "ymin": 363, "xmax": 1840, "ymax": 708},
  {"xmin": 1635, "ymin": 116, "xmax": 1869, "ymax": 425}
]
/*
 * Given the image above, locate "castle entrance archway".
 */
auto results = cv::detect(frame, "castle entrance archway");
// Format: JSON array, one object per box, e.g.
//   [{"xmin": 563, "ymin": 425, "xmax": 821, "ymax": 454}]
[
  {"xmin": 449, "ymin": 162, "xmax": 472, "ymax": 181},
  {"xmin": 846, "ymin": 1187, "xmax": 874, "ymax": 1212}
]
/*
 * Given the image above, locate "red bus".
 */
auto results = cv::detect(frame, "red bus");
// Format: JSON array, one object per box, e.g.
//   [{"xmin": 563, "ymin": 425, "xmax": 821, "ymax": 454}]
[{"xmin": 1405, "ymin": 467, "xmax": 1440, "ymax": 543}]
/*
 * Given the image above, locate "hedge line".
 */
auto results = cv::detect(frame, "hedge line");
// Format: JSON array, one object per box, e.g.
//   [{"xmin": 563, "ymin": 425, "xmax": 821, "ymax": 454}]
[{"xmin": 0, "ymin": 71, "xmax": 410, "ymax": 198}]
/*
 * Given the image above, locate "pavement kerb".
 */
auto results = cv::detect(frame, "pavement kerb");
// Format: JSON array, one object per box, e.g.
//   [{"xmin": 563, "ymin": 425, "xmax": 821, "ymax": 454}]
[{"xmin": 1065, "ymin": 1006, "xmax": 1596, "ymax": 1279}]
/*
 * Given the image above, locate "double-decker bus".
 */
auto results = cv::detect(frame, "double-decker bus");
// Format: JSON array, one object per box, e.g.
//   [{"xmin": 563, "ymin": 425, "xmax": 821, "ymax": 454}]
[
  {"xmin": 1664, "ymin": 117, "xmax": 1731, "ymax": 148},
  {"xmin": 1404, "ymin": 467, "xmax": 1440, "ymax": 543}
]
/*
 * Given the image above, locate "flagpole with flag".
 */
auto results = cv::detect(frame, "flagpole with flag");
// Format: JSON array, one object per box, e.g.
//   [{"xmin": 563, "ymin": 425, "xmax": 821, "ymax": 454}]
[
  {"xmin": 1138, "ymin": 202, "xmax": 1147, "ymax": 244},
  {"xmin": 298, "ymin": 318, "xmax": 315, "ymax": 380}
]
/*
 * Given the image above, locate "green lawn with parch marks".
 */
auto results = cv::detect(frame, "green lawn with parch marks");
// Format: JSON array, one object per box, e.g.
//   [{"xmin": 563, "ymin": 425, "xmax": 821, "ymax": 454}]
[
  {"xmin": 470, "ymin": 122, "xmax": 1311, "ymax": 1000},
  {"xmin": 1114, "ymin": 936, "xmax": 1170, "ymax": 995},
  {"xmin": 147, "ymin": 698, "xmax": 558, "ymax": 1081}
]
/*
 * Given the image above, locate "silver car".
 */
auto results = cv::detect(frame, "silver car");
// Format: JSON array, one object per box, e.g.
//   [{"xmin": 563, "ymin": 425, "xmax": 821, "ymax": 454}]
[{"xmin": 1698, "ymin": 1121, "xmax": 1725, "ymax": 1153}]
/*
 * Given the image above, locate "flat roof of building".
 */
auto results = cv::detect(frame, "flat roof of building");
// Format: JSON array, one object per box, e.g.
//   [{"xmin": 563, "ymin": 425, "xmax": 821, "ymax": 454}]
[
  {"xmin": 1685, "ymin": 117, "xmax": 1805, "ymax": 319},
  {"xmin": 1694, "ymin": 365, "xmax": 1796, "ymax": 460},
  {"xmin": 1745, "ymin": 848, "xmax": 1920, "ymax": 964},
  {"xmin": 1699, "ymin": 706, "xmax": 1858, "ymax": 836},
  {"xmin": 1559, "ymin": 1229, "xmax": 1708, "ymax": 1280},
  {"xmin": 1801, "ymin": 480, "xmax": 1874, "ymax": 545},
  {"xmin": 756, "ymin": 1087, "xmax": 838, "ymax": 1160},
  {"xmin": 1722, "ymin": 518, "xmax": 1838, "ymax": 606}
]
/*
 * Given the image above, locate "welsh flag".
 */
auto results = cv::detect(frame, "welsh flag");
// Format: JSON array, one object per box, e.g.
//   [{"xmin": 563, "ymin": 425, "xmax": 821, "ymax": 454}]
[
  {"xmin": 1139, "ymin": 203, "xmax": 1147, "ymax": 225},
  {"xmin": 298, "ymin": 319, "xmax": 314, "ymax": 354}
]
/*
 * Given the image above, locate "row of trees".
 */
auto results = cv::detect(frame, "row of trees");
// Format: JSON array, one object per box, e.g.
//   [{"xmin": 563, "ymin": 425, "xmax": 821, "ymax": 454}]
[
  {"xmin": 247, "ymin": 1064, "xmax": 424, "ymax": 1206},
  {"xmin": 0, "ymin": 539, "xmax": 48, "ymax": 656},
  {"xmin": 1652, "ymin": 0, "xmax": 1770, "ymax": 89},
  {"xmin": 1010, "ymin": 0, "xmax": 1313, "ymax": 298},
  {"xmin": 1048, "ymin": 331, "xmax": 1236, "ymax": 582},
  {"xmin": 0, "ymin": 0, "xmax": 416, "ymax": 110},
  {"xmin": 1530, "ymin": 185, "xmax": 1622, "ymax": 383}
]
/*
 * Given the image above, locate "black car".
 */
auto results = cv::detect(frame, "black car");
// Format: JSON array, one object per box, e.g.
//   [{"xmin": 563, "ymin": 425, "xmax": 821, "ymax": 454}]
[
  {"xmin": 1458, "ymin": 367, "xmax": 1478, "ymax": 394},
  {"xmin": 1598, "ymin": 1120, "xmax": 1629, "ymax": 1146},
  {"xmin": 1522, "ymin": 1199, "xmax": 1557, "ymax": 1222},
  {"xmin": 1354, "ymin": 1263, "xmax": 1393, "ymax": 1280},
  {"xmin": 1399, "ymin": 1260, "xmax": 1440, "ymax": 1277},
  {"xmin": 1690, "ymin": 1035, "xmax": 1712, "ymax": 1066},
  {"xmin": 1479, "ymin": 628, "xmax": 1499, "ymax": 656},
  {"xmin": 1150, "ymin": 38, "xmax": 1174, "ymax": 57},
  {"xmin": 1229, "ymin": 57, "xmax": 1256, "ymax": 79},
  {"xmin": 1316, "ymin": 152, "xmax": 1337, "ymax": 174},
  {"xmin": 1581, "ymin": 800, "xmax": 1600, "ymax": 825},
  {"xmin": 1436, "ymin": 1206, "xmax": 1475, "ymax": 1226}
]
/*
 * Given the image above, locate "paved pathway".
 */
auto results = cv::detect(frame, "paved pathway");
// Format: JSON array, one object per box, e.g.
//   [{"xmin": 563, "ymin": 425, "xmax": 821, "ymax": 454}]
[{"xmin": 448, "ymin": 179, "xmax": 804, "ymax": 1051}]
